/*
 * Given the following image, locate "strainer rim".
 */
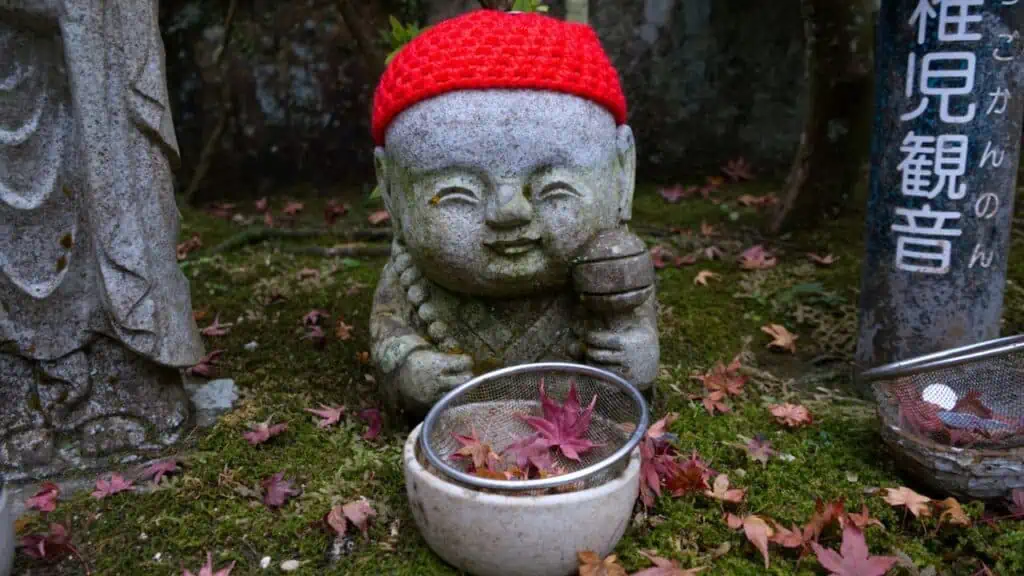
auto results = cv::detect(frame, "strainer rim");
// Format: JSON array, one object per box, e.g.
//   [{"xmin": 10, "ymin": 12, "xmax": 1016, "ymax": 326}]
[
  {"xmin": 859, "ymin": 334, "xmax": 1024, "ymax": 383},
  {"xmin": 419, "ymin": 361, "xmax": 649, "ymax": 492}
]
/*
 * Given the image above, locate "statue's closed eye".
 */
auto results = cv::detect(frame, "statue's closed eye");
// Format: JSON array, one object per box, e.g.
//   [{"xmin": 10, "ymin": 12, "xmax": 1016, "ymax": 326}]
[
  {"xmin": 536, "ymin": 182, "xmax": 580, "ymax": 201},
  {"xmin": 433, "ymin": 186, "xmax": 479, "ymax": 205}
]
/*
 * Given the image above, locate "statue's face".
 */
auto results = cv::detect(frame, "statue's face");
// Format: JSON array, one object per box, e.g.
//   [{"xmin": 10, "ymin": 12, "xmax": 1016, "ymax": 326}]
[{"xmin": 378, "ymin": 90, "xmax": 635, "ymax": 298}]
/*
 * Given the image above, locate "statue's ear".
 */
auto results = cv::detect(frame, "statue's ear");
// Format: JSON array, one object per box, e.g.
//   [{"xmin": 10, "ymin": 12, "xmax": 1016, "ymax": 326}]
[
  {"xmin": 374, "ymin": 147, "xmax": 399, "ymax": 234},
  {"xmin": 615, "ymin": 125, "xmax": 637, "ymax": 223}
]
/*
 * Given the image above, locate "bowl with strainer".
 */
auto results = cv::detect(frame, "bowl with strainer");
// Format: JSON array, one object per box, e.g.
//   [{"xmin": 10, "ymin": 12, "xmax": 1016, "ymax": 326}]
[
  {"xmin": 861, "ymin": 334, "xmax": 1024, "ymax": 501},
  {"xmin": 402, "ymin": 362, "xmax": 648, "ymax": 576}
]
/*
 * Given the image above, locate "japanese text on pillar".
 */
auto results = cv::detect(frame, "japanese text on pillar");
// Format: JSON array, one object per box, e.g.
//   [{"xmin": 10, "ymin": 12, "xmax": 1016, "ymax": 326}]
[{"xmin": 893, "ymin": 0, "xmax": 1014, "ymax": 274}]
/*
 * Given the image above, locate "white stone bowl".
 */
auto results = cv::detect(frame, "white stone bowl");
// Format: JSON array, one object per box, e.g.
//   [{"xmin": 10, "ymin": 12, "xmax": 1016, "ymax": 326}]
[
  {"xmin": 403, "ymin": 423, "xmax": 641, "ymax": 576},
  {"xmin": 0, "ymin": 485, "xmax": 13, "ymax": 576}
]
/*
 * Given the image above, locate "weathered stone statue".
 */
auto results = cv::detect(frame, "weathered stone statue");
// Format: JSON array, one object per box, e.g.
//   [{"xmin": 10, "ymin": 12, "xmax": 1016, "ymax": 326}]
[
  {"xmin": 369, "ymin": 9, "xmax": 659, "ymax": 419},
  {"xmin": 0, "ymin": 1, "xmax": 205, "ymax": 479}
]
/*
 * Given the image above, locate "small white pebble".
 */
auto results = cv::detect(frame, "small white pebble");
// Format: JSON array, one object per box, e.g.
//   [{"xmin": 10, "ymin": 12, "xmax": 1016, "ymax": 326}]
[
  {"xmin": 260, "ymin": 556, "xmax": 271, "ymax": 569},
  {"xmin": 153, "ymin": 552, "xmax": 162, "ymax": 562},
  {"xmin": 139, "ymin": 532, "xmax": 147, "ymax": 541},
  {"xmin": 244, "ymin": 341, "xmax": 259, "ymax": 352},
  {"xmin": 281, "ymin": 559, "xmax": 301, "ymax": 571},
  {"xmin": 922, "ymin": 383, "xmax": 957, "ymax": 410},
  {"xmin": 846, "ymin": 472, "xmax": 859, "ymax": 483},
  {"xmin": 779, "ymin": 453, "xmax": 797, "ymax": 462}
]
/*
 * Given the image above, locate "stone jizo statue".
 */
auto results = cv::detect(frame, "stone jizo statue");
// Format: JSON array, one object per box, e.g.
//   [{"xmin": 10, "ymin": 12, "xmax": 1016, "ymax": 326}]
[
  {"xmin": 369, "ymin": 9, "xmax": 659, "ymax": 419},
  {"xmin": 0, "ymin": 1, "xmax": 205, "ymax": 479}
]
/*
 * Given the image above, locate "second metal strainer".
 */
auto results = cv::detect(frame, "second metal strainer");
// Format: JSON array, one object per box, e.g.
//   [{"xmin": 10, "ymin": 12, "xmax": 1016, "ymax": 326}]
[{"xmin": 420, "ymin": 362, "xmax": 649, "ymax": 494}]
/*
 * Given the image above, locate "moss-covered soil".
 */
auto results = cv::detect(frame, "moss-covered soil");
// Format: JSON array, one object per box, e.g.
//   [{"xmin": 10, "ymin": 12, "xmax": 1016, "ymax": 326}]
[{"xmin": 12, "ymin": 179, "xmax": 1024, "ymax": 576}]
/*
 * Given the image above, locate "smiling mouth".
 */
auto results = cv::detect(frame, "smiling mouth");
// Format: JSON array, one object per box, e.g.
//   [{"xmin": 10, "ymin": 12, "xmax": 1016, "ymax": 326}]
[{"xmin": 485, "ymin": 238, "xmax": 542, "ymax": 256}]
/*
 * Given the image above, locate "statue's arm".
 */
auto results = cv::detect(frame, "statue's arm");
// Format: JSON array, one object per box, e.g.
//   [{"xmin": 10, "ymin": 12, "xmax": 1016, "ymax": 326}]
[{"xmin": 369, "ymin": 256, "xmax": 432, "ymax": 378}]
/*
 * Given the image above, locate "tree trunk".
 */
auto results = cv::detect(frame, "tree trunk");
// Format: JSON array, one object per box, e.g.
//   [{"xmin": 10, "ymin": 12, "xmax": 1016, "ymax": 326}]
[
  {"xmin": 565, "ymin": 0, "xmax": 588, "ymax": 23},
  {"xmin": 768, "ymin": 0, "xmax": 874, "ymax": 234},
  {"xmin": 338, "ymin": 0, "xmax": 386, "ymax": 81}
]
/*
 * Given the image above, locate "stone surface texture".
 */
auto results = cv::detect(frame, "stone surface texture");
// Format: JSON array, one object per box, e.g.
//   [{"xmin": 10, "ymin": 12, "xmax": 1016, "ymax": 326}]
[
  {"xmin": 0, "ymin": 1, "xmax": 205, "ymax": 480},
  {"xmin": 0, "ymin": 485, "xmax": 11, "ymax": 576},
  {"xmin": 403, "ymin": 423, "xmax": 641, "ymax": 576},
  {"xmin": 186, "ymin": 378, "xmax": 240, "ymax": 428},
  {"xmin": 370, "ymin": 90, "xmax": 658, "ymax": 419}
]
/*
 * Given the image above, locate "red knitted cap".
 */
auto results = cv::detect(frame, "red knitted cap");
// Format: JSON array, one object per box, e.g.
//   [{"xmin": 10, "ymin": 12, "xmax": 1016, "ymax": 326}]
[{"xmin": 371, "ymin": 9, "xmax": 627, "ymax": 146}]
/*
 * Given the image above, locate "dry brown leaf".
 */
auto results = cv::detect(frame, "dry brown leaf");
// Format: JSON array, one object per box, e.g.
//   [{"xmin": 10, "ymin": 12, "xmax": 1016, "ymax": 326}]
[
  {"xmin": 761, "ymin": 324, "xmax": 797, "ymax": 353},
  {"xmin": 807, "ymin": 253, "xmax": 838, "ymax": 266},
  {"xmin": 335, "ymin": 319, "xmax": 354, "ymax": 341},
  {"xmin": 704, "ymin": 474, "xmax": 745, "ymax": 504},
  {"xmin": 577, "ymin": 550, "xmax": 628, "ymax": 576},
  {"xmin": 693, "ymin": 270, "xmax": 720, "ymax": 287},
  {"xmin": 633, "ymin": 551, "xmax": 706, "ymax": 575},
  {"xmin": 883, "ymin": 487, "xmax": 933, "ymax": 519},
  {"xmin": 937, "ymin": 497, "xmax": 971, "ymax": 527}
]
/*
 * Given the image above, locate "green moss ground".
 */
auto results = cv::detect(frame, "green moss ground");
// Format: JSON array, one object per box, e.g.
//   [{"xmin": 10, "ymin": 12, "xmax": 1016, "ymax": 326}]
[{"xmin": 12, "ymin": 181, "xmax": 1024, "ymax": 575}]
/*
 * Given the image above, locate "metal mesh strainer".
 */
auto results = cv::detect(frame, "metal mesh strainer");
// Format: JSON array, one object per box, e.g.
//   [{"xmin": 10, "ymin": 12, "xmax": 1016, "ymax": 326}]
[
  {"xmin": 419, "ymin": 362, "xmax": 649, "ymax": 494},
  {"xmin": 861, "ymin": 335, "xmax": 1024, "ymax": 451}
]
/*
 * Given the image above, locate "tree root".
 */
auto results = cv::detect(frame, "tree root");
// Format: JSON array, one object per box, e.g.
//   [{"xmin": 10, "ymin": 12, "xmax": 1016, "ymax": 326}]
[
  {"xmin": 280, "ymin": 243, "xmax": 392, "ymax": 258},
  {"xmin": 202, "ymin": 227, "xmax": 392, "ymax": 256}
]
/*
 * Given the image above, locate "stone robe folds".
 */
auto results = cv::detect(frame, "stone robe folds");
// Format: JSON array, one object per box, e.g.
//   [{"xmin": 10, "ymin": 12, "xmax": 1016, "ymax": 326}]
[{"xmin": 0, "ymin": 0, "xmax": 204, "ymax": 368}]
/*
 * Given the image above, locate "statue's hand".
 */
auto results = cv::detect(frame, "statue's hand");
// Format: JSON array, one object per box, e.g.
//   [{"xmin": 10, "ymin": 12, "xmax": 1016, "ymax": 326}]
[
  {"xmin": 581, "ymin": 325, "xmax": 659, "ymax": 387},
  {"xmin": 397, "ymin": 349, "xmax": 475, "ymax": 411}
]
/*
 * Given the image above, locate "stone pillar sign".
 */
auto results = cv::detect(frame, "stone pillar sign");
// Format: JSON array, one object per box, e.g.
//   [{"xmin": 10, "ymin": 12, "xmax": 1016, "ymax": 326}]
[{"xmin": 857, "ymin": 0, "xmax": 1024, "ymax": 373}]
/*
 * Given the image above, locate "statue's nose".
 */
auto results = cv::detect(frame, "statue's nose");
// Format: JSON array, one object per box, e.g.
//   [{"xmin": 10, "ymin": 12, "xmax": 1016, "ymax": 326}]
[{"xmin": 485, "ymin": 182, "xmax": 533, "ymax": 229}]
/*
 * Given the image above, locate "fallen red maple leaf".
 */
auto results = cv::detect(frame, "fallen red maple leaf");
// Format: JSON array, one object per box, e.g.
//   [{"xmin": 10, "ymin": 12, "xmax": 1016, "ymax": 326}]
[
  {"xmin": 739, "ymin": 245, "xmax": 777, "ymax": 270},
  {"xmin": 664, "ymin": 451, "xmax": 714, "ymax": 497},
  {"xmin": 141, "ymin": 459, "xmax": 181, "ymax": 485},
  {"xmin": 804, "ymin": 497, "xmax": 846, "ymax": 543},
  {"xmin": 769, "ymin": 403, "xmax": 813, "ymax": 428},
  {"xmin": 302, "ymin": 309, "xmax": 330, "ymax": 326},
  {"xmin": 243, "ymin": 420, "xmax": 288, "ymax": 445},
  {"xmin": 261, "ymin": 472, "xmax": 300, "ymax": 508},
  {"xmin": 696, "ymin": 356, "xmax": 746, "ymax": 397},
  {"xmin": 342, "ymin": 499, "xmax": 376, "ymax": 535},
  {"xmin": 769, "ymin": 520, "xmax": 807, "ymax": 549},
  {"xmin": 810, "ymin": 524, "xmax": 898, "ymax": 576},
  {"xmin": 91, "ymin": 473, "xmax": 134, "ymax": 499},
  {"xmin": 520, "ymin": 378, "xmax": 601, "ymax": 461},
  {"xmin": 722, "ymin": 157, "xmax": 755, "ymax": 182},
  {"xmin": 744, "ymin": 435, "xmax": 776, "ymax": 467},
  {"xmin": 658, "ymin": 184, "xmax": 687, "ymax": 204},
  {"xmin": 19, "ymin": 523, "xmax": 81, "ymax": 564},
  {"xmin": 306, "ymin": 405, "xmax": 345, "ymax": 428},
  {"xmin": 282, "ymin": 201, "xmax": 304, "ymax": 216},
  {"xmin": 200, "ymin": 314, "xmax": 233, "ymax": 337},
  {"xmin": 844, "ymin": 503, "xmax": 884, "ymax": 531},
  {"xmin": 359, "ymin": 408, "xmax": 382, "ymax": 440},
  {"xmin": 368, "ymin": 210, "xmax": 391, "ymax": 226},
  {"xmin": 186, "ymin": 349, "xmax": 226, "ymax": 378},
  {"xmin": 25, "ymin": 482, "xmax": 60, "ymax": 513},
  {"xmin": 183, "ymin": 551, "xmax": 236, "ymax": 576},
  {"xmin": 701, "ymin": 390, "xmax": 731, "ymax": 415},
  {"xmin": 324, "ymin": 200, "xmax": 349, "ymax": 226},
  {"xmin": 724, "ymin": 513, "xmax": 773, "ymax": 568}
]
